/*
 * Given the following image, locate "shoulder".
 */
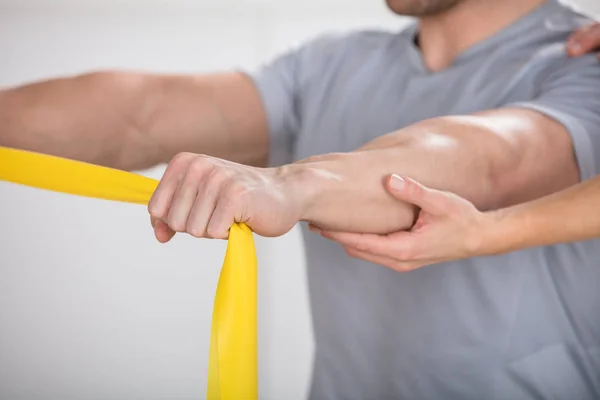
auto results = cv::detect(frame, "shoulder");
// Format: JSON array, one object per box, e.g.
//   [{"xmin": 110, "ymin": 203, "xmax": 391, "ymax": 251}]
[
  {"xmin": 504, "ymin": 4, "xmax": 600, "ymax": 179},
  {"xmin": 517, "ymin": 2, "xmax": 595, "ymax": 65},
  {"xmin": 503, "ymin": 3, "xmax": 599, "ymax": 90}
]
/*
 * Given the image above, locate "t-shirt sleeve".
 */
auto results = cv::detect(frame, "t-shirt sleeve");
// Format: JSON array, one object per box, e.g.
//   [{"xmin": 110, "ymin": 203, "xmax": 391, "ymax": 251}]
[
  {"xmin": 243, "ymin": 35, "xmax": 341, "ymax": 166},
  {"xmin": 506, "ymin": 55, "xmax": 600, "ymax": 182}
]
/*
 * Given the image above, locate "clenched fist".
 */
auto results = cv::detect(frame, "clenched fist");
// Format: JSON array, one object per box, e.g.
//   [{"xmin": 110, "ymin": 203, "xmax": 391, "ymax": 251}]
[{"xmin": 147, "ymin": 152, "xmax": 308, "ymax": 242}]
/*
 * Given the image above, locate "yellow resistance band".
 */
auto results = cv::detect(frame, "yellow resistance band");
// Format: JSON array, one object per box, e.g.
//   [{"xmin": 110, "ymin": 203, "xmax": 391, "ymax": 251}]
[{"xmin": 0, "ymin": 146, "xmax": 257, "ymax": 399}]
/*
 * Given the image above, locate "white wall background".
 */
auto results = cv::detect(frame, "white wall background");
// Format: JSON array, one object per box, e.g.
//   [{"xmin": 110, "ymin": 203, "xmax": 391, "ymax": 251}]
[{"xmin": 0, "ymin": 1, "xmax": 598, "ymax": 399}]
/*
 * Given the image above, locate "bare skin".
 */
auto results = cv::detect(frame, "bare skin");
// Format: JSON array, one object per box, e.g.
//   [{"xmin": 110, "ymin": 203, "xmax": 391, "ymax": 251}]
[
  {"xmin": 0, "ymin": 0, "xmax": 593, "ymax": 245},
  {"xmin": 0, "ymin": 72, "xmax": 269, "ymax": 170},
  {"xmin": 146, "ymin": 107, "xmax": 577, "ymax": 242},
  {"xmin": 313, "ymin": 173, "xmax": 600, "ymax": 271}
]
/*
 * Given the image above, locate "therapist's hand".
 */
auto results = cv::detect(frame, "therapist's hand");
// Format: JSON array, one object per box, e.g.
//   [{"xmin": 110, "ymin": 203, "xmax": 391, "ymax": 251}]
[
  {"xmin": 311, "ymin": 175, "xmax": 492, "ymax": 272},
  {"xmin": 567, "ymin": 22, "xmax": 600, "ymax": 59},
  {"xmin": 148, "ymin": 152, "xmax": 307, "ymax": 242}
]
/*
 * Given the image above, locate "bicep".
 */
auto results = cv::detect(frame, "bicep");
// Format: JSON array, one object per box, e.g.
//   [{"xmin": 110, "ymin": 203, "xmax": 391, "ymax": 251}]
[
  {"xmin": 476, "ymin": 56, "xmax": 600, "ymax": 206},
  {"xmin": 471, "ymin": 107, "xmax": 580, "ymax": 207},
  {"xmin": 503, "ymin": 55, "xmax": 600, "ymax": 182},
  {"xmin": 145, "ymin": 71, "xmax": 269, "ymax": 167}
]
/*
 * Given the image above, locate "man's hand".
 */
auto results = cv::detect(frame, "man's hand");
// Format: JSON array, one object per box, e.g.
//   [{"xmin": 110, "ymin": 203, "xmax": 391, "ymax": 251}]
[
  {"xmin": 567, "ymin": 22, "xmax": 600, "ymax": 59},
  {"xmin": 147, "ymin": 152, "xmax": 308, "ymax": 242},
  {"xmin": 310, "ymin": 175, "xmax": 493, "ymax": 272}
]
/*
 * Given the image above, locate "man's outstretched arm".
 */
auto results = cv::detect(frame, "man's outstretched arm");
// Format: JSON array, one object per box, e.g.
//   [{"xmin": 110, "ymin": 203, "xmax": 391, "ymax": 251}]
[
  {"xmin": 0, "ymin": 71, "xmax": 269, "ymax": 170},
  {"xmin": 146, "ymin": 104, "xmax": 585, "ymax": 241},
  {"xmin": 136, "ymin": 45, "xmax": 599, "ymax": 241}
]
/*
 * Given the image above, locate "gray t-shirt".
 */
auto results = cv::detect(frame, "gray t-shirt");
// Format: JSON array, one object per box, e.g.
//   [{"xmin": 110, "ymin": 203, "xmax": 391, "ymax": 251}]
[{"xmin": 249, "ymin": 1, "xmax": 600, "ymax": 399}]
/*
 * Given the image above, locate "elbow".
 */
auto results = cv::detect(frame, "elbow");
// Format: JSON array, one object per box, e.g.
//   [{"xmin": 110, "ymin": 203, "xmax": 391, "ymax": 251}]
[
  {"xmin": 404, "ymin": 124, "xmax": 510, "ymax": 211},
  {"xmin": 487, "ymin": 133, "xmax": 579, "ymax": 209},
  {"xmin": 473, "ymin": 133, "xmax": 525, "ymax": 210},
  {"xmin": 415, "ymin": 130, "xmax": 504, "ymax": 210}
]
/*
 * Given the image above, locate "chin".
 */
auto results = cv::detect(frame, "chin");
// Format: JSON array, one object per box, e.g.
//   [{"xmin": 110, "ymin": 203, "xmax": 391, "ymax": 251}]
[{"xmin": 385, "ymin": 0, "xmax": 461, "ymax": 17}]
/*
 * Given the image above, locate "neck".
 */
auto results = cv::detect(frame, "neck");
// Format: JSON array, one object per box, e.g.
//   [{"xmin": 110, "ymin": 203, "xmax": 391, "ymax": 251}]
[{"xmin": 418, "ymin": 0, "xmax": 548, "ymax": 71}]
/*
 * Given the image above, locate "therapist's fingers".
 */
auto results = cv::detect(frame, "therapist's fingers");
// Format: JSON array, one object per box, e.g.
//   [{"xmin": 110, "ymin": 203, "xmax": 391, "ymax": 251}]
[
  {"xmin": 386, "ymin": 174, "xmax": 461, "ymax": 217},
  {"xmin": 343, "ymin": 246, "xmax": 426, "ymax": 272},
  {"xmin": 316, "ymin": 229, "xmax": 413, "ymax": 258},
  {"xmin": 567, "ymin": 22, "xmax": 600, "ymax": 57}
]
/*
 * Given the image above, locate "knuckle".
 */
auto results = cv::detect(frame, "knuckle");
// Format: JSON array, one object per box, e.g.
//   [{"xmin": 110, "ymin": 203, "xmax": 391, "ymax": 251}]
[
  {"xmin": 205, "ymin": 226, "xmax": 217, "ymax": 239},
  {"xmin": 224, "ymin": 182, "xmax": 248, "ymax": 199},
  {"xmin": 206, "ymin": 223, "xmax": 227, "ymax": 240},
  {"xmin": 188, "ymin": 156, "xmax": 213, "ymax": 177},
  {"xmin": 353, "ymin": 239, "xmax": 370, "ymax": 253},
  {"xmin": 388, "ymin": 262, "xmax": 403, "ymax": 272},
  {"xmin": 395, "ymin": 246, "xmax": 414, "ymax": 261},
  {"xmin": 166, "ymin": 216, "xmax": 185, "ymax": 233},
  {"xmin": 148, "ymin": 202, "xmax": 165, "ymax": 220},
  {"xmin": 147, "ymin": 203, "xmax": 159, "ymax": 217},
  {"xmin": 344, "ymin": 246, "xmax": 360, "ymax": 258},
  {"xmin": 394, "ymin": 263, "xmax": 413, "ymax": 273},
  {"xmin": 187, "ymin": 224, "xmax": 205, "ymax": 239},
  {"xmin": 206, "ymin": 164, "xmax": 229, "ymax": 184},
  {"xmin": 171, "ymin": 152, "xmax": 193, "ymax": 166},
  {"xmin": 386, "ymin": 260, "xmax": 412, "ymax": 273},
  {"xmin": 407, "ymin": 181, "xmax": 423, "ymax": 198},
  {"xmin": 166, "ymin": 222, "xmax": 182, "ymax": 233},
  {"xmin": 440, "ymin": 193, "xmax": 462, "ymax": 213}
]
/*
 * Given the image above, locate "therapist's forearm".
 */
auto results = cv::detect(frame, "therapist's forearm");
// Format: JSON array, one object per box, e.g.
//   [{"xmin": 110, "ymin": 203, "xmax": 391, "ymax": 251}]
[
  {"xmin": 285, "ymin": 110, "xmax": 578, "ymax": 234},
  {"xmin": 483, "ymin": 175, "xmax": 600, "ymax": 254}
]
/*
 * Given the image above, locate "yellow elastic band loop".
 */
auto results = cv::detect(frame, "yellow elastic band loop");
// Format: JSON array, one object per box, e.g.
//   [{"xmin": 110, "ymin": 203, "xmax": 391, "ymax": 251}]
[{"xmin": 0, "ymin": 146, "xmax": 257, "ymax": 399}]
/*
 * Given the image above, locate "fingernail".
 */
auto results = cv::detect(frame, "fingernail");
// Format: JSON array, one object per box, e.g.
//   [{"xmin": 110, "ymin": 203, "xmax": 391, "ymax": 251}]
[{"xmin": 389, "ymin": 174, "xmax": 405, "ymax": 191}]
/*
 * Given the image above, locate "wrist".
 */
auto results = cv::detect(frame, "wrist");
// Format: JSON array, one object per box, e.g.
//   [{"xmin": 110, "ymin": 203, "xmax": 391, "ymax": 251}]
[
  {"xmin": 275, "ymin": 155, "xmax": 347, "ymax": 223},
  {"xmin": 477, "ymin": 207, "xmax": 526, "ymax": 256}
]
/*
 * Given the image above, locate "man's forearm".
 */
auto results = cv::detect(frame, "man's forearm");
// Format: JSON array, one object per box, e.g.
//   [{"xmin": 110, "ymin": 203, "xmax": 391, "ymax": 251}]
[
  {"xmin": 285, "ymin": 109, "xmax": 579, "ymax": 234},
  {"xmin": 0, "ymin": 71, "xmax": 268, "ymax": 171}
]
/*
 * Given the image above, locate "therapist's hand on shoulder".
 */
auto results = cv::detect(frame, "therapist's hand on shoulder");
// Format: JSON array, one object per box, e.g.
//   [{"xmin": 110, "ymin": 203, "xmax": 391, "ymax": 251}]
[
  {"xmin": 567, "ymin": 22, "xmax": 600, "ymax": 59},
  {"xmin": 310, "ymin": 175, "xmax": 491, "ymax": 272}
]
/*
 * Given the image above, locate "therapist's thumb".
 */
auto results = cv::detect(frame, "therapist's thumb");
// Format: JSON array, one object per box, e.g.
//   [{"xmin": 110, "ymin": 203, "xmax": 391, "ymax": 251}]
[{"xmin": 386, "ymin": 175, "xmax": 456, "ymax": 216}]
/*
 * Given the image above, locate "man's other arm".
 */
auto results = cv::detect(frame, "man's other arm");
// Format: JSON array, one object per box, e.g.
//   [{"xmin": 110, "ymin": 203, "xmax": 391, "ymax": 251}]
[
  {"xmin": 146, "ymin": 50, "xmax": 600, "ymax": 239},
  {"xmin": 146, "ymin": 100, "xmax": 586, "ymax": 240},
  {"xmin": 0, "ymin": 71, "xmax": 269, "ymax": 170}
]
